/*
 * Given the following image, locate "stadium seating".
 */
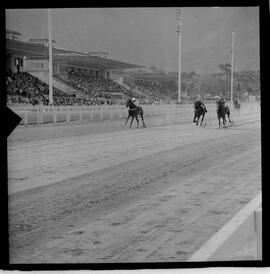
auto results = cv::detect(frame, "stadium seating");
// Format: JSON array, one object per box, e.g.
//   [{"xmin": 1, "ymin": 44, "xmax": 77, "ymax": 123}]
[
  {"xmin": 6, "ymin": 70, "xmax": 173, "ymax": 106},
  {"xmin": 131, "ymin": 82, "xmax": 174, "ymax": 103},
  {"xmin": 6, "ymin": 71, "xmax": 115, "ymax": 106},
  {"xmin": 6, "ymin": 70, "xmax": 78, "ymax": 105},
  {"xmin": 54, "ymin": 72, "xmax": 132, "ymax": 100}
]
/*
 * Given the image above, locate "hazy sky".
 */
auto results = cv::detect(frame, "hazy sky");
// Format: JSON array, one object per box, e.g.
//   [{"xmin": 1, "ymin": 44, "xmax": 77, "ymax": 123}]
[{"xmin": 5, "ymin": 7, "xmax": 259, "ymax": 72}]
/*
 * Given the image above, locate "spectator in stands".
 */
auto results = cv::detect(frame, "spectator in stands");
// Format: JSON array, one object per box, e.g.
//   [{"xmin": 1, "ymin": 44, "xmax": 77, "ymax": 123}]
[
  {"xmin": 6, "ymin": 71, "xmax": 77, "ymax": 106},
  {"xmin": 7, "ymin": 70, "xmax": 140, "ymax": 106}
]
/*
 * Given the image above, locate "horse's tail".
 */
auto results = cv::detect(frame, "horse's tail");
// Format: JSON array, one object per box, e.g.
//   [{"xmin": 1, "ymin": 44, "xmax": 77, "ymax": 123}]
[
  {"xmin": 225, "ymin": 105, "xmax": 230, "ymax": 115},
  {"xmin": 203, "ymin": 105, "xmax": 207, "ymax": 113},
  {"xmin": 138, "ymin": 106, "xmax": 143, "ymax": 116}
]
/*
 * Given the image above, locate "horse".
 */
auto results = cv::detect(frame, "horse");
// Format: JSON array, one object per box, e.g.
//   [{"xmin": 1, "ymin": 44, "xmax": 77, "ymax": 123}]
[
  {"xmin": 193, "ymin": 102, "xmax": 207, "ymax": 126},
  {"xmin": 125, "ymin": 99, "xmax": 146, "ymax": 128},
  {"xmin": 216, "ymin": 101, "xmax": 232, "ymax": 128},
  {"xmin": 234, "ymin": 100, "xmax": 241, "ymax": 113}
]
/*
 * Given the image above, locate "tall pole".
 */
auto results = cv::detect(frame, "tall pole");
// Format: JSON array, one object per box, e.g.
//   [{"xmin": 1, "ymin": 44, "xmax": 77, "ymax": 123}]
[
  {"xmin": 177, "ymin": 8, "xmax": 183, "ymax": 104},
  {"xmin": 230, "ymin": 32, "xmax": 235, "ymax": 103},
  {"xmin": 48, "ymin": 9, "xmax": 53, "ymax": 104}
]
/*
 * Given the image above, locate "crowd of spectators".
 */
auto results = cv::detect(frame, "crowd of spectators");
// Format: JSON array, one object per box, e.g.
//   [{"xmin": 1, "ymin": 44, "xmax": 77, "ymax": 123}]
[
  {"xmin": 54, "ymin": 71, "xmax": 132, "ymax": 99},
  {"xmin": 6, "ymin": 69, "xmax": 79, "ymax": 105},
  {"xmin": 6, "ymin": 69, "xmax": 175, "ymax": 106},
  {"xmin": 130, "ymin": 82, "xmax": 174, "ymax": 104},
  {"xmin": 6, "ymin": 70, "xmax": 124, "ymax": 106}
]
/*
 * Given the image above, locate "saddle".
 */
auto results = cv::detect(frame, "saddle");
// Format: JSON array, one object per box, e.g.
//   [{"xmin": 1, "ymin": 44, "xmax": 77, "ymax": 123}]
[
  {"xmin": 128, "ymin": 106, "xmax": 140, "ymax": 114},
  {"xmin": 217, "ymin": 103, "xmax": 227, "ymax": 113},
  {"xmin": 195, "ymin": 102, "xmax": 207, "ymax": 113}
]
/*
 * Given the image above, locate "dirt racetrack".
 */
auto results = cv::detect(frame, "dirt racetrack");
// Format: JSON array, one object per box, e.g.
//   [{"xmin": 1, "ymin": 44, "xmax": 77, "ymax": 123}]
[{"xmin": 8, "ymin": 105, "xmax": 261, "ymax": 263}]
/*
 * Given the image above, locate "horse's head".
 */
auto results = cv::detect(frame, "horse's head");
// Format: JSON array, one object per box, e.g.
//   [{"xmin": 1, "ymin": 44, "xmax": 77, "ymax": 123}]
[
  {"xmin": 217, "ymin": 102, "xmax": 226, "ymax": 116},
  {"xmin": 126, "ymin": 98, "xmax": 131, "ymax": 108}
]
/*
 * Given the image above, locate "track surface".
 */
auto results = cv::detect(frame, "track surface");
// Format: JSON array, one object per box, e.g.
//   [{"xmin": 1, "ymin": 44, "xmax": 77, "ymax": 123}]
[{"xmin": 8, "ymin": 106, "xmax": 261, "ymax": 263}]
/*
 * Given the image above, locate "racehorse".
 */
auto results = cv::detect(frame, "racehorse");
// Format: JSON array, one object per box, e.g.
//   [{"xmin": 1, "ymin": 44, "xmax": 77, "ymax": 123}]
[
  {"xmin": 125, "ymin": 99, "xmax": 146, "ymax": 128},
  {"xmin": 193, "ymin": 102, "xmax": 207, "ymax": 126},
  {"xmin": 217, "ymin": 101, "xmax": 232, "ymax": 128},
  {"xmin": 234, "ymin": 100, "xmax": 241, "ymax": 113}
]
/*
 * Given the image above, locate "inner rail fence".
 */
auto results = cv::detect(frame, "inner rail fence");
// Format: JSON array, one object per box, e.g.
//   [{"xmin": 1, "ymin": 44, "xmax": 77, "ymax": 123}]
[
  {"xmin": 9, "ymin": 102, "xmax": 260, "ymax": 126},
  {"xmin": 188, "ymin": 192, "xmax": 262, "ymax": 261}
]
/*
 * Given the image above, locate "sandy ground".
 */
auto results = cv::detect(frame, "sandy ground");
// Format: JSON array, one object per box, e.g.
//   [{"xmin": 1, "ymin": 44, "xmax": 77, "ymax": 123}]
[{"xmin": 7, "ymin": 105, "xmax": 261, "ymax": 263}]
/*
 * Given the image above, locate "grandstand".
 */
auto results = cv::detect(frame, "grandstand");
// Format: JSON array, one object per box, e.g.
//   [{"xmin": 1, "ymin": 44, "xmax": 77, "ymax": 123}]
[
  {"xmin": 6, "ymin": 35, "xmax": 143, "ymax": 105},
  {"xmin": 6, "ymin": 32, "xmax": 186, "ymax": 106},
  {"xmin": 122, "ymin": 72, "xmax": 179, "ymax": 103}
]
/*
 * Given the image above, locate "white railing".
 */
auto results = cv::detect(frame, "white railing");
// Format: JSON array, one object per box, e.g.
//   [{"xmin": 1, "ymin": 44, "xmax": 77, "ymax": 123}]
[
  {"xmin": 188, "ymin": 192, "xmax": 262, "ymax": 261},
  {"xmin": 10, "ymin": 104, "xmax": 192, "ymax": 126},
  {"xmin": 8, "ymin": 102, "xmax": 259, "ymax": 126}
]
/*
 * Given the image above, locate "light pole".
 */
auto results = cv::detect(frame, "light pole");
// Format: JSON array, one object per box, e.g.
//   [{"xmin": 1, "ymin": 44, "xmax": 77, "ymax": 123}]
[
  {"xmin": 176, "ymin": 8, "xmax": 183, "ymax": 104},
  {"xmin": 48, "ymin": 9, "xmax": 53, "ymax": 105},
  {"xmin": 230, "ymin": 32, "xmax": 235, "ymax": 103}
]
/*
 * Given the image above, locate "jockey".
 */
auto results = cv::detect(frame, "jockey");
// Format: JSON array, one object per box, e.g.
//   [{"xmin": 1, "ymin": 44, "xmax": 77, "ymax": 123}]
[
  {"xmin": 131, "ymin": 97, "xmax": 138, "ymax": 108},
  {"xmin": 194, "ymin": 95, "xmax": 207, "ymax": 112},
  {"xmin": 217, "ymin": 95, "xmax": 226, "ymax": 111},
  {"xmin": 219, "ymin": 96, "xmax": 226, "ymax": 106}
]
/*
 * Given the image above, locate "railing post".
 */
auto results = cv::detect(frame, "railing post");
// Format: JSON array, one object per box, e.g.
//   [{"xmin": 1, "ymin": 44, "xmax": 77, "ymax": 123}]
[
  {"xmin": 24, "ymin": 108, "xmax": 28, "ymax": 126},
  {"xmin": 40, "ymin": 106, "xmax": 43, "ymax": 124},
  {"xmin": 79, "ymin": 108, "xmax": 82, "ymax": 121},
  {"xmin": 37, "ymin": 107, "xmax": 40, "ymax": 125},
  {"xmin": 110, "ymin": 106, "xmax": 113, "ymax": 119},
  {"xmin": 66, "ymin": 107, "xmax": 70, "ymax": 122},
  {"xmin": 100, "ymin": 106, "xmax": 104, "ymax": 120},
  {"xmin": 53, "ymin": 108, "xmax": 57, "ymax": 124},
  {"xmin": 90, "ymin": 107, "xmax": 94, "ymax": 121}
]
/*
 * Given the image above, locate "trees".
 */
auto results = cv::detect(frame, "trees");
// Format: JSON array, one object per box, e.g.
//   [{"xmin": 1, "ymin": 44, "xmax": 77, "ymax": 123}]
[
  {"xmin": 234, "ymin": 71, "xmax": 260, "ymax": 98},
  {"xmin": 218, "ymin": 63, "xmax": 231, "ymax": 97}
]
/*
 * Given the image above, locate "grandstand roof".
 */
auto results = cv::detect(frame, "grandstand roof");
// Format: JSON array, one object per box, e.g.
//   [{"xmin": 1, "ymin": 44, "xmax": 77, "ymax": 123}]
[
  {"xmin": 6, "ymin": 39, "xmax": 71, "ymax": 57},
  {"xmin": 6, "ymin": 39, "xmax": 143, "ymax": 70},
  {"xmin": 53, "ymin": 55, "xmax": 142, "ymax": 70},
  {"xmin": 133, "ymin": 73, "xmax": 177, "ymax": 81}
]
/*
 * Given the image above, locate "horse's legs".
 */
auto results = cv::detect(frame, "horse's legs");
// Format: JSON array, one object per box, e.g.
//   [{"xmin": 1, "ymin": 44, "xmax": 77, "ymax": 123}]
[
  {"xmin": 135, "ymin": 115, "xmax": 139, "ymax": 128},
  {"xmin": 140, "ymin": 114, "xmax": 146, "ymax": 127},
  {"xmin": 200, "ymin": 113, "xmax": 205, "ymax": 125},
  {"xmin": 130, "ymin": 116, "xmax": 134, "ymax": 128},
  {"xmin": 125, "ymin": 114, "xmax": 130, "ymax": 125},
  {"xmin": 227, "ymin": 113, "xmax": 232, "ymax": 123},
  {"xmin": 193, "ymin": 113, "xmax": 196, "ymax": 123},
  {"xmin": 196, "ymin": 115, "xmax": 200, "ymax": 126},
  {"xmin": 222, "ymin": 114, "xmax": 226, "ymax": 125}
]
